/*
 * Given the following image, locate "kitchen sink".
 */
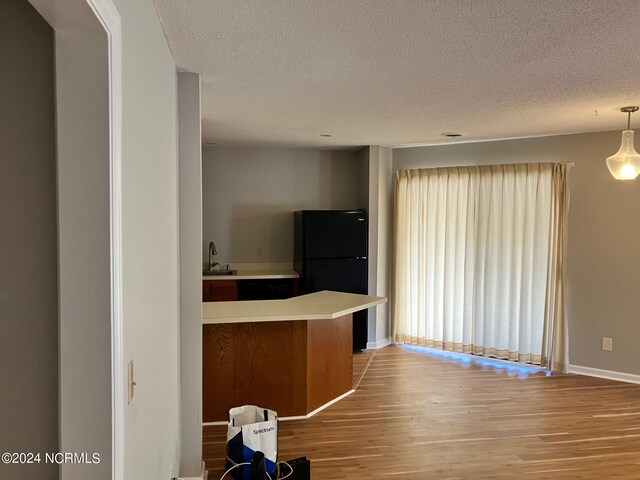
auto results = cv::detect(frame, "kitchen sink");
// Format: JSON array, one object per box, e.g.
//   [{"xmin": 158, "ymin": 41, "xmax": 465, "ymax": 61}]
[{"xmin": 203, "ymin": 269, "xmax": 235, "ymax": 276}]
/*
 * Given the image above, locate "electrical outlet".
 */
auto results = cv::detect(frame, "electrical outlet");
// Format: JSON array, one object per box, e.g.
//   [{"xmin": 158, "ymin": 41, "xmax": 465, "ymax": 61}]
[
  {"xmin": 256, "ymin": 247, "xmax": 263, "ymax": 257},
  {"xmin": 602, "ymin": 337, "xmax": 613, "ymax": 352}
]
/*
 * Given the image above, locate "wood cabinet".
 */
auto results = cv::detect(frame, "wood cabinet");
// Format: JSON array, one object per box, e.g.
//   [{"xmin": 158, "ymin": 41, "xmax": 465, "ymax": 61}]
[
  {"xmin": 203, "ymin": 314, "xmax": 353, "ymax": 421},
  {"xmin": 202, "ymin": 279, "xmax": 238, "ymax": 302},
  {"xmin": 203, "ymin": 277, "xmax": 300, "ymax": 302}
]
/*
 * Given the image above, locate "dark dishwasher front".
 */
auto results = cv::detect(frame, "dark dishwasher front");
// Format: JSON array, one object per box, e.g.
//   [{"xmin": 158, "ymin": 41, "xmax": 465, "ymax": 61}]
[{"xmin": 237, "ymin": 279, "xmax": 294, "ymax": 300}]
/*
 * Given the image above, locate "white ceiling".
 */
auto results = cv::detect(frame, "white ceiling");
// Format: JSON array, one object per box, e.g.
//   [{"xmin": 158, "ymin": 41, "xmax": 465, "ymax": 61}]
[{"xmin": 153, "ymin": 0, "xmax": 640, "ymax": 149}]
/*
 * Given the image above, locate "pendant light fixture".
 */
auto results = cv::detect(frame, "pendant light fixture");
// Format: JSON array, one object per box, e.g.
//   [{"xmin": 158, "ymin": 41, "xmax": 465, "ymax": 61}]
[{"xmin": 606, "ymin": 106, "xmax": 640, "ymax": 180}]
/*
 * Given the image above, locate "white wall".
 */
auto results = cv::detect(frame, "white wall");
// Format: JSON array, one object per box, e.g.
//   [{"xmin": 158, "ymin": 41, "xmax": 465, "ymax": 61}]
[
  {"xmin": 113, "ymin": 0, "xmax": 181, "ymax": 478},
  {"xmin": 178, "ymin": 72, "xmax": 203, "ymax": 477},
  {"xmin": 202, "ymin": 147, "xmax": 363, "ymax": 265},
  {"xmin": 394, "ymin": 131, "xmax": 640, "ymax": 376},
  {"xmin": 0, "ymin": 2, "xmax": 58, "ymax": 478}
]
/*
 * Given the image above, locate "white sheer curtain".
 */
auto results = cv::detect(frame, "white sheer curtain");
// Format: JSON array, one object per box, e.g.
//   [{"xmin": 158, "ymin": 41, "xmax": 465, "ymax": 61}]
[{"xmin": 393, "ymin": 163, "xmax": 569, "ymax": 371}]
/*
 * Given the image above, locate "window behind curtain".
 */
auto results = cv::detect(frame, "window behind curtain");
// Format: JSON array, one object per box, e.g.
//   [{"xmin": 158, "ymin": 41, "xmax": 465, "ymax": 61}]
[{"xmin": 393, "ymin": 163, "xmax": 554, "ymax": 364}]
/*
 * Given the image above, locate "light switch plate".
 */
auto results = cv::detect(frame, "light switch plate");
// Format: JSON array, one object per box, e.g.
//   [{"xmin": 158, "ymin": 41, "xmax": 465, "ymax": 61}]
[{"xmin": 128, "ymin": 359, "xmax": 136, "ymax": 403}]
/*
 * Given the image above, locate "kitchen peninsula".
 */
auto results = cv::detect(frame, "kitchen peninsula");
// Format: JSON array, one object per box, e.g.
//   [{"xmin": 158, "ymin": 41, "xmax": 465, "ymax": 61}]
[{"xmin": 202, "ymin": 291, "xmax": 386, "ymax": 422}]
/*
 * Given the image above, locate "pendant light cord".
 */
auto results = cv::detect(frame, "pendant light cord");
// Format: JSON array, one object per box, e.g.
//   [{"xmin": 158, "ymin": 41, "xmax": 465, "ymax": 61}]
[{"xmin": 628, "ymin": 111, "xmax": 631, "ymax": 130}]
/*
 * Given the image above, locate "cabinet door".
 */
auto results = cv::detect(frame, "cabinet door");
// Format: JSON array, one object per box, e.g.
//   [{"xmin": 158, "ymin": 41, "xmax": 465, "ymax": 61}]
[
  {"xmin": 212, "ymin": 280, "xmax": 238, "ymax": 301},
  {"xmin": 203, "ymin": 280, "xmax": 216, "ymax": 302},
  {"xmin": 203, "ymin": 280, "xmax": 238, "ymax": 302}
]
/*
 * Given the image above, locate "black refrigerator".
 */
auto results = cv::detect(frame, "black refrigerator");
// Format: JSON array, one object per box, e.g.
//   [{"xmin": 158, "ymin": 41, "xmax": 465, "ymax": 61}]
[{"xmin": 294, "ymin": 209, "xmax": 368, "ymax": 350}]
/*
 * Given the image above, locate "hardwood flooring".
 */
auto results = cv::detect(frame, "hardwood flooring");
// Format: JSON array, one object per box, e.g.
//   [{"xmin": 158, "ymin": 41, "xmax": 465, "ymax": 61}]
[{"xmin": 203, "ymin": 345, "xmax": 640, "ymax": 479}]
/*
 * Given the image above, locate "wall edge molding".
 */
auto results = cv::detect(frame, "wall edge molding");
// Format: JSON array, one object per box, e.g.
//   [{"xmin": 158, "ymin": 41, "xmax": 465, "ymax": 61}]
[
  {"xmin": 570, "ymin": 364, "xmax": 640, "ymax": 385},
  {"xmin": 366, "ymin": 337, "xmax": 391, "ymax": 349}
]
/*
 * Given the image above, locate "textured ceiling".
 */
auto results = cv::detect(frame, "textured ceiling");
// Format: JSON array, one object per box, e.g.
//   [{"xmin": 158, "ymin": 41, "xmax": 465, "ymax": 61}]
[{"xmin": 153, "ymin": 0, "xmax": 640, "ymax": 149}]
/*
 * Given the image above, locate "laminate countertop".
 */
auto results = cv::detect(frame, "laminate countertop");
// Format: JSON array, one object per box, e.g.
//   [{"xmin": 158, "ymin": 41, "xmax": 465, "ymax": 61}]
[
  {"xmin": 202, "ymin": 269, "xmax": 299, "ymax": 280},
  {"xmin": 202, "ymin": 290, "xmax": 386, "ymax": 324}
]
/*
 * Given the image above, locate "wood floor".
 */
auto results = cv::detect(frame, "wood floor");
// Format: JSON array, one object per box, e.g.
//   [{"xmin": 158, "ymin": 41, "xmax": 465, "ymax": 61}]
[{"xmin": 203, "ymin": 345, "xmax": 640, "ymax": 479}]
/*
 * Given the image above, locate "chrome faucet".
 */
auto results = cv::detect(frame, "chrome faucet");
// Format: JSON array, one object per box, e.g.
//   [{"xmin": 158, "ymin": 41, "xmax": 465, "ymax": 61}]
[{"xmin": 208, "ymin": 241, "xmax": 219, "ymax": 270}]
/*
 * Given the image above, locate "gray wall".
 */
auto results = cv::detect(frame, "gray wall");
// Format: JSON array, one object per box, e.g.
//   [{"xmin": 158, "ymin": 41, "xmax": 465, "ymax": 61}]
[
  {"xmin": 0, "ymin": 1, "xmax": 58, "ymax": 478},
  {"xmin": 394, "ymin": 131, "xmax": 640, "ymax": 375},
  {"xmin": 357, "ymin": 147, "xmax": 370, "ymax": 210},
  {"xmin": 202, "ymin": 147, "xmax": 364, "ymax": 265}
]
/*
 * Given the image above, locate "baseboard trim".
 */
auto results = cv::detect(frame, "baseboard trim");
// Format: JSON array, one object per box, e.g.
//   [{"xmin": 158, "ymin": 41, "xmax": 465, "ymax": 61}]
[
  {"xmin": 202, "ymin": 389, "xmax": 356, "ymax": 427},
  {"xmin": 305, "ymin": 389, "xmax": 355, "ymax": 418},
  {"xmin": 570, "ymin": 364, "xmax": 640, "ymax": 385},
  {"xmin": 366, "ymin": 337, "xmax": 391, "ymax": 349},
  {"xmin": 202, "ymin": 420, "xmax": 227, "ymax": 426}
]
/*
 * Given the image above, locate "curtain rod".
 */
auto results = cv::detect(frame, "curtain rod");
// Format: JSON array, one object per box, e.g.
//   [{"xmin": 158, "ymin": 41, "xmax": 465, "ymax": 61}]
[{"xmin": 399, "ymin": 162, "xmax": 576, "ymax": 171}]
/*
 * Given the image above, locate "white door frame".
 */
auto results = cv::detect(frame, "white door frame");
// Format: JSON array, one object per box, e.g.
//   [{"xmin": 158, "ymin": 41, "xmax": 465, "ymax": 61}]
[
  {"xmin": 89, "ymin": 2, "xmax": 124, "ymax": 478},
  {"xmin": 87, "ymin": 0, "xmax": 126, "ymax": 480}
]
